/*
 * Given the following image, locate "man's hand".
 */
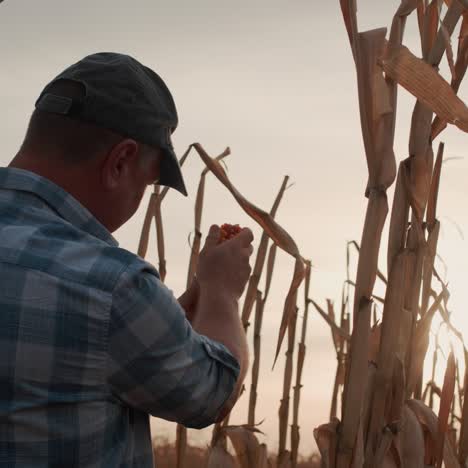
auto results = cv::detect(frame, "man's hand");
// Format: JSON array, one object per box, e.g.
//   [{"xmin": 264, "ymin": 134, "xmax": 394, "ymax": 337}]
[
  {"xmin": 197, "ymin": 224, "xmax": 254, "ymax": 300},
  {"xmin": 177, "ymin": 277, "xmax": 200, "ymax": 323},
  {"xmin": 178, "ymin": 223, "xmax": 253, "ymax": 323},
  {"xmin": 191, "ymin": 224, "xmax": 254, "ymax": 418}
]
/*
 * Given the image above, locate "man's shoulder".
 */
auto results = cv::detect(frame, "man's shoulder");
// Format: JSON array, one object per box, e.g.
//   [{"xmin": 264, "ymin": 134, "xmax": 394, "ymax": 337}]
[{"xmin": 0, "ymin": 213, "xmax": 158, "ymax": 294}]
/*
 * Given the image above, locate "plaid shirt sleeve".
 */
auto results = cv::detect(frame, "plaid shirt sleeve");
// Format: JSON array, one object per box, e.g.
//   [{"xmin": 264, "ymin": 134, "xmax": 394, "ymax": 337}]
[{"xmin": 106, "ymin": 258, "xmax": 240, "ymax": 429}]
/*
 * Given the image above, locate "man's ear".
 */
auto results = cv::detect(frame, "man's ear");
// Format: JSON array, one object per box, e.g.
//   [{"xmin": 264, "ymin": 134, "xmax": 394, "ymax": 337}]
[{"xmin": 101, "ymin": 138, "xmax": 139, "ymax": 190}]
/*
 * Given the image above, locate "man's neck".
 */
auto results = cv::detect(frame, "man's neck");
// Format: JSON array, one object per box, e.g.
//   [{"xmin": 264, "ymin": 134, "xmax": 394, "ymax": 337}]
[{"xmin": 9, "ymin": 151, "xmax": 112, "ymax": 231}]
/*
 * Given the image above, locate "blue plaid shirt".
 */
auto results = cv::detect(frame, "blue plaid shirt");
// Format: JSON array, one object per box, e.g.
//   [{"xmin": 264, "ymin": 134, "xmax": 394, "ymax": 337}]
[{"xmin": 0, "ymin": 167, "xmax": 240, "ymax": 468}]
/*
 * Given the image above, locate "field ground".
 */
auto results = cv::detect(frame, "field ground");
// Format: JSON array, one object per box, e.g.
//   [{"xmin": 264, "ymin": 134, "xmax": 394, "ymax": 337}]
[{"xmin": 152, "ymin": 438, "xmax": 321, "ymax": 467}]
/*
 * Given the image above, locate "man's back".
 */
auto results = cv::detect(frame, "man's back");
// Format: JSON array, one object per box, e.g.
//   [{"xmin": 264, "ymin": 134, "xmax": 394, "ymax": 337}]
[{"xmin": 0, "ymin": 167, "xmax": 240, "ymax": 467}]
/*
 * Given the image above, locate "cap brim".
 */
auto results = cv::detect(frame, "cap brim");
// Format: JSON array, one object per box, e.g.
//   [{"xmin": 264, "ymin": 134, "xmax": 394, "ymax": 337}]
[{"xmin": 158, "ymin": 146, "xmax": 188, "ymax": 196}]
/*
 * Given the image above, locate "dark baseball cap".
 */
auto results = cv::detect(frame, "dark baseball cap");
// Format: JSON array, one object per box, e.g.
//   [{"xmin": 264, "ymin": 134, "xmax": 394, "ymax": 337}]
[{"xmin": 35, "ymin": 52, "xmax": 187, "ymax": 196}]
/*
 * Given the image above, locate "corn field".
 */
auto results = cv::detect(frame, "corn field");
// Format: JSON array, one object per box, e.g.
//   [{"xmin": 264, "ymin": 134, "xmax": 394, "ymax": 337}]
[{"xmin": 135, "ymin": 2, "xmax": 468, "ymax": 467}]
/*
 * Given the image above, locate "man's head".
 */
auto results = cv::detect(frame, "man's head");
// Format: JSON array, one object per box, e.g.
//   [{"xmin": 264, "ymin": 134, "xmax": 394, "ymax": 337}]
[{"xmin": 10, "ymin": 52, "xmax": 187, "ymax": 233}]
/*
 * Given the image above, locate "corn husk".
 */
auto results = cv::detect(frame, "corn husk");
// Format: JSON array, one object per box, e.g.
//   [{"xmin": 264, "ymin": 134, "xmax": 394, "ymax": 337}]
[
  {"xmin": 223, "ymin": 425, "xmax": 264, "ymax": 468},
  {"xmin": 380, "ymin": 40, "xmax": 468, "ymax": 134},
  {"xmin": 314, "ymin": 419, "xmax": 340, "ymax": 468},
  {"xmin": 407, "ymin": 398, "xmax": 459, "ymax": 467},
  {"xmin": 205, "ymin": 442, "xmax": 236, "ymax": 468}
]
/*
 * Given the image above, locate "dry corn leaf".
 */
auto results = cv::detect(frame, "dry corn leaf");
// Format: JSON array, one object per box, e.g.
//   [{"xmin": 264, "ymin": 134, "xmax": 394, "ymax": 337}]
[
  {"xmin": 402, "ymin": 152, "xmax": 434, "ymax": 223},
  {"xmin": 407, "ymin": 398, "xmax": 459, "ymax": 467},
  {"xmin": 339, "ymin": 0, "xmax": 359, "ymax": 56},
  {"xmin": 432, "ymin": 13, "xmax": 468, "ymax": 138},
  {"xmin": 423, "ymin": 0, "xmax": 442, "ymax": 58},
  {"xmin": 190, "ymin": 143, "xmax": 305, "ymax": 364},
  {"xmin": 398, "ymin": 406, "xmax": 425, "ymax": 468},
  {"xmin": 357, "ymin": 29, "xmax": 397, "ymax": 192},
  {"xmin": 380, "ymin": 40, "xmax": 468, "ymax": 133},
  {"xmin": 441, "ymin": 21, "xmax": 457, "ymax": 78},
  {"xmin": 206, "ymin": 447, "xmax": 236, "ymax": 468},
  {"xmin": 206, "ymin": 443, "xmax": 237, "ymax": 468},
  {"xmin": 241, "ymin": 176, "xmax": 289, "ymax": 330},
  {"xmin": 223, "ymin": 425, "xmax": 263, "ymax": 468},
  {"xmin": 309, "ymin": 299, "xmax": 350, "ymax": 342},
  {"xmin": 314, "ymin": 419, "xmax": 339, "ymax": 468},
  {"xmin": 191, "ymin": 144, "xmax": 300, "ymax": 258},
  {"xmin": 427, "ymin": 142, "xmax": 444, "ymax": 227},
  {"xmin": 435, "ymin": 352, "xmax": 456, "ymax": 468},
  {"xmin": 417, "ymin": 0, "xmax": 426, "ymax": 47},
  {"xmin": 428, "ymin": 0, "xmax": 464, "ymax": 66}
]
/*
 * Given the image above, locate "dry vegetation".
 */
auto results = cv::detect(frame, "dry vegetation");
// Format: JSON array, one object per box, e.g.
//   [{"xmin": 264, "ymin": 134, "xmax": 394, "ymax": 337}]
[
  {"xmin": 152, "ymin": 437, "xmax": 321, "ymax": 468},
  {"xmin": 137, "ymin": 1, "xmax": 468, "ymax": 467}
]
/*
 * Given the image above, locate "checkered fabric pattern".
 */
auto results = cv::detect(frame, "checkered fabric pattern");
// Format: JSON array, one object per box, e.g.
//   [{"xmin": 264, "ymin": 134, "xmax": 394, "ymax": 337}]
[{"xmin": 0, "ymin": 167, "xmax": 240, "ymax": 467}]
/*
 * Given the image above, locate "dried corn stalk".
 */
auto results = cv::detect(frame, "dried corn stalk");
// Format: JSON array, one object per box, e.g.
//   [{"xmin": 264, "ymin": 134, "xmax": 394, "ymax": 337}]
[
  {"xmin": 291, "ymin": 260, "xmax": 312, "ymax": 468},
  {"xmin": 248, "ymin": 243, "xmax": 277, "ymax": 426},
  {"xmin": 241, "ymin": 176, "xmax": 289, "ymax": 331},
  {"xmin": 314, "ymin": 1, "xmax": 468, "ymax": 467},
  {"xmin": 278, "ymin": 301, "xmax": 298, "ymax": 464},
  {"xmin": 137, "ymin": 145, "xmax": 192, "ymax": 267},
  {"xmin": 176, "ymin": 149, "xmax": 230, "ymax": 468}
]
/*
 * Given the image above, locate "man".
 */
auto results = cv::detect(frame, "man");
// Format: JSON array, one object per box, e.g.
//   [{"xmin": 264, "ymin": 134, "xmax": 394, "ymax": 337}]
[{"xmin": 0, "ymin": 52, "xmax": 253, "ymax": 467}]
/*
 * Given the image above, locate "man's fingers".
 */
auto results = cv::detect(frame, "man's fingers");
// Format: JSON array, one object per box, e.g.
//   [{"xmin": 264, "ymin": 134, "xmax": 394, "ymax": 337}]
[
  {"xmin": 204, "ymin": 224, "xmax": 221, "ymax": 247},
  {"xmin": 231, "ymin": 227, "xmax": 254, "ymax": 247},
  {"xmin": 243, "ymin": 245, "xmax": 254, "ymax": 257}
]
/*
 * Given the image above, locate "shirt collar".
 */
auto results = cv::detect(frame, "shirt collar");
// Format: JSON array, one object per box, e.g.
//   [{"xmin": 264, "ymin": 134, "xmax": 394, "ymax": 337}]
[{"xmin": 0, "ymin": 167, "xmax": 119, "ymax": 247}]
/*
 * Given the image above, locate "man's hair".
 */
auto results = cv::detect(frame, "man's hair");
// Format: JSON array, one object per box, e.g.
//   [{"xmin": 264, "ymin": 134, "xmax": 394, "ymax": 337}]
[{"xmin": 21, "ymin": 80, "xmax": 126, "ymax": 164}]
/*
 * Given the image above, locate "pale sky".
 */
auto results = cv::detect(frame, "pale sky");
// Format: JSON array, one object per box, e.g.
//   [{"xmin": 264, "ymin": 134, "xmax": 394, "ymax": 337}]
[{"xmin": 1, "ymin": 0, "xmax": 468, "ymax": 458}]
